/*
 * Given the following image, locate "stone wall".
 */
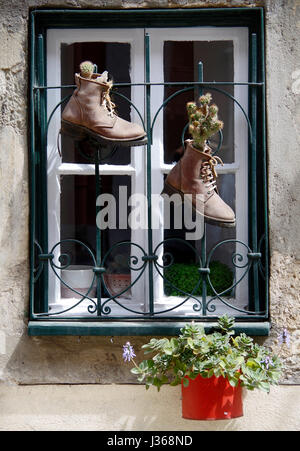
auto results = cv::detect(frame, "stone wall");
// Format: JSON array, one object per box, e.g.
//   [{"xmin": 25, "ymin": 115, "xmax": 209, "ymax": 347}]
[
  {"xmin": 262, "ymin": 0, "xmax": 300, "ymax": 382},
  {"xmin": 0, "ymin": 0, "xmax": 299, "ymax": 387}
]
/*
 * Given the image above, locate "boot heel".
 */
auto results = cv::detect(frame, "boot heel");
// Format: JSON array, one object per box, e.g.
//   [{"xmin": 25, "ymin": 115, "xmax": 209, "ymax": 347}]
[
  {"xmin": 161, "ymin": 183, "xmax": 178, "ymax": 197},
  {"xmin": 161, "ymin": 183, "xmax": 184, "ymax": 203},
  {"xmin": 61, "ymin": 120, "xmax": 87, "ymax": 140}
]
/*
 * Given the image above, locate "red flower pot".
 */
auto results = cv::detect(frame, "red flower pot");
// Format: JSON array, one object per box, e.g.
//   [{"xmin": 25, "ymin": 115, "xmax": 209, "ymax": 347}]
[{"xmin": 181, "ymin": 375, "xmax": 243, "ymax": 420}]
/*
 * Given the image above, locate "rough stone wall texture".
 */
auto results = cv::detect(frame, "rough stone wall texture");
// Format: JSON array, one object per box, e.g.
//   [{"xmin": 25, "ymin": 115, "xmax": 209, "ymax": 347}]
[
  {"xmin": 0, "ymin": 0, "xmax": 299, "ymax": 385},
  {"xmin": 263, "ymin": 0, "xmax": 300, "ymax": 382}
]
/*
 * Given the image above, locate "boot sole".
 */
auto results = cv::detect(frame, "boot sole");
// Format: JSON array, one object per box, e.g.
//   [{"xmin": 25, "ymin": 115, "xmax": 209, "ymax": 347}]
[
  {"xmin": 61, "ymin": 120, "xmax": 147, "ymax": 147},
  {"xmin": 161, "ymin": 182, "xmax": 236, "ymax": 229}
]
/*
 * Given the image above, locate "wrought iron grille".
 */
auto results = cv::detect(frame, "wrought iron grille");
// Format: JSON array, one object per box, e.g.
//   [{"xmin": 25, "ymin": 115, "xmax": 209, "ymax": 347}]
[{"xmin": 29, "ymin": 9, "xmax": 268, "ymax": 325}]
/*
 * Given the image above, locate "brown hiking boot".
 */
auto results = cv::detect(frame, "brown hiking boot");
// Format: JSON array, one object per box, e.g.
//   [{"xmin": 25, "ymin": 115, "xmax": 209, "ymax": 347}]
[
  {"xmin": 162, "ymin": 140, "xmax": 235, "ymax": 228},
  {"xmin": 61, "ymin": 66, "xmax": 146, "ymax": 144}
]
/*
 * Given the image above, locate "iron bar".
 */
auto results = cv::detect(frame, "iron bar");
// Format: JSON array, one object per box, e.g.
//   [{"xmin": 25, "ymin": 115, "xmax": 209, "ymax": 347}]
[
  {"xmin": 37, "ymin": 33, "xmax": 49, "ymax": 314},
  {"xmin": 197, "ymin": 62, "xmax": 208, "ymax": 317},
  {"xmin": 34, "ymin": 81, "xmax": 264, "ymax": 90},
  {"xmin": 145, "ymin": 33, "xmax": 154, "ymax": 316},
  {"xmin": 260, "ymin": 8, "xmax": 269, "ymax": 314},
  {"xmin": 250, "ymin": 33, "xmax": 260, "ymax": 313},
  {"xmin": 95, "ymin": 149, "xmax": 102, "ymax": 316}
]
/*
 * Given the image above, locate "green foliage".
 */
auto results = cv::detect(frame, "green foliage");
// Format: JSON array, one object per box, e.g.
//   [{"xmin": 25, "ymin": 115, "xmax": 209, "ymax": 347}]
[
  {"xmin": 164, "ymin": 261, "xmax": 233, "ymax": 296},
  {"xmin": 187, "ymin": 93, "xmax": 223, "ymax": 150},
  {"xmin": 131, "ymin": 315, "xmax": 283, "ymax": 393}
]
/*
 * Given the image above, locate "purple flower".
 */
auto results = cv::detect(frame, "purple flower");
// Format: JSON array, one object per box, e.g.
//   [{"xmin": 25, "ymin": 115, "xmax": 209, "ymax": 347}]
[
  {"xmin": 122, "ymin": 341, "xmax": 136, "ymax": 362},
  {"xmin": 278, "ymin": 328, "xmax": 290, "ymax": 347},
  {"xmin": 261, "ymin": 356, "xmax": 272, "ymax": 370}
]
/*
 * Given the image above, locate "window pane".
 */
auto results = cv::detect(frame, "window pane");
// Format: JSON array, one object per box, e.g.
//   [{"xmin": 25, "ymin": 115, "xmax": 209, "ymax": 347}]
[
  {"xmin": 163, "ymin": 41, "xmax": 234, "ymax": 164},
  {"xmin": 60, "ymin": 174, "xmax": 132, "ymax": 298},
  {"xmin": 162, "ymin": 173, "xmax": 236, "ymax": 297},
  {"xmin": 60, "ymin": 41, "xmax": 132, "ymax": 165}
]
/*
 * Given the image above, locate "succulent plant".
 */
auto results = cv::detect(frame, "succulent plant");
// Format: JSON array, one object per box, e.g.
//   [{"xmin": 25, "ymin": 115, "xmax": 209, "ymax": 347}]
[
  {"xmin": 126, "ymin": 315, "xmax": 283, "ymax": 393},
  {"xmin": 79, "ymin": 60, "xmax": 95, "ymax": 79},
  {"xmin": 187, "ymin": 93, "xmax": 223, "ymax": 150},
  {"xmin": 79, "ymin": 61, "xmax": 113, "ymax": 92}
]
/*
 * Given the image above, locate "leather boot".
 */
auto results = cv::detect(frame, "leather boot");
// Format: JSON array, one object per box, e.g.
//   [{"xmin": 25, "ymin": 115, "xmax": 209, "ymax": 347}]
[
  {"xmin": 162, "ymin": 140, "xmax": 235, "ymax": 227},
  {"xmin": 61, "ymin": 71, "xmax": 146, "ymax": 144}
]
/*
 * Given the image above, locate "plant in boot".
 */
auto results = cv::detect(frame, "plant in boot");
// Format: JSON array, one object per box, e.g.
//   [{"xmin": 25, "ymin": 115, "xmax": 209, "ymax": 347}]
[
  {"xmin": 79, "ymin": 61, "xmax": 95, "ymax": 79},
  {"xmin": 162, "ymin": 92, "xmax": 235, "ymax": 227},
  {"xmin": 187, "ymin": 93, "xmax": 223, "ymax": 151},
  {"xmin": 124, "ymin": 315, "xmax": 283, "ymax": 393},
  {"xmin": 61, "ymin": 60, "xmax": 146, "ymax": 144}
]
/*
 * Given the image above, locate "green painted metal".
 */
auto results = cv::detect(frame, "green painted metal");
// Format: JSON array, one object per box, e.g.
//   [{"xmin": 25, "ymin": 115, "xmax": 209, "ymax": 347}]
[
  {"xmin": 95, "ymin": 149, "xmax": 102, "ymax": 317},
  {"xmin": 250, "ymin": 33, "xmax": 260, "ymax": 313},
  {"xmin": 145, "ymin": 33, "xmax": 154, "ymax": 316},
  {"xmin": 32, "ymin": 31, "xmax": 49, "ymax": 314},
  {"xmin": 28, "ymin": 320, "xmax": 270, "ymax": 337},
  {"xmin": 31, "ymin": 8, "xmax": 265, "ymax": 30},
  {"xmin": 28, "ymin": 8, "xmax": 269, "ymax": 335},
  {"xmin": 29, "ymin": 11, "xmax": 36, "ymax": 320},
  {"xmin": 197, "ymin": 62, "xmax": 208, "ymax": 317},
  {"xmin": 259, "ymin": 8, "xmax": 269, "ymax": 315}
]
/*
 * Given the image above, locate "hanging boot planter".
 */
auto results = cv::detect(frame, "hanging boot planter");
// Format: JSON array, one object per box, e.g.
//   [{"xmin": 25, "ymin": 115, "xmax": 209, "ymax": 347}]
[
  {"xmin": 162, "ymin": 139, "xmax": 236, "ymax": 227},
  {"xmin": 124, "ymin": 315, "xmax": 283, "ymax": 421},
  {"xmin": 61, "ymin": 60, "xmax": 147, "ymax": 145},
  {"xmin": 162, "ymin": 93, "xmax": 235, "ymax": 227},
  {"xmin": 181, "ymin": 374, "xmax": 243, "ymax": 420}
]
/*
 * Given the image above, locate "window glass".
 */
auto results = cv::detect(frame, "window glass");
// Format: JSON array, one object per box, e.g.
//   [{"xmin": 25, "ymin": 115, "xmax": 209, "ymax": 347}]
[
  {"xmin": 163, "ymin": 41, "xmax": 234, "ymax": 164},
  {"xmin": 59, "ymin": 174, "xmax": 132, "ymax": 300},
  {"xmin": 160, "ymin": 38, "xmax": 241, "ymax": 312}
]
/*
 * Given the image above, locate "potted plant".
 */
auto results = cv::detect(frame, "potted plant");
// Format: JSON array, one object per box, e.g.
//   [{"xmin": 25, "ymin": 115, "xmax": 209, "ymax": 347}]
[
  {"xmin": 164, "ymin": 260, "xmax": 234, "ymax": 297},
  {"xmin": 103, "ymin": 253, "xmax": 131, "ymax": 298},
  {"xmin": 61, "ymin": 265, "xmax": 96, "ymax": 299},
  {"xmin": 123, "ymin": 315, "xmax": 283, "ymax": 420}
]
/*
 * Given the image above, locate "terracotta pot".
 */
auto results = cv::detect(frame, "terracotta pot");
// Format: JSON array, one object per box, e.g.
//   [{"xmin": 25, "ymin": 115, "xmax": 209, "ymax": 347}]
[
  {"xmin": 181, "ymin": 374, "xmax": 243, "ymax": 420},
  {"xmin": 103, "ymin": 274, "xmax": 131, "ymax": 298}
]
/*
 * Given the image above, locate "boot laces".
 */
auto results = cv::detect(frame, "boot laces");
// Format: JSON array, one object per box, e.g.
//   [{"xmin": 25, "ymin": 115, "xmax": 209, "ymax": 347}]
[
  {"xmin": 200, "ymin": 154, "xmax": 224, "ymax": 195},
  {"xmin": 102, "ymin": 83, "xmax": 116, "ymax": 118},
  {"xmin": 95, "ymin": 72, "xmax": 116, "ymax": 117}
]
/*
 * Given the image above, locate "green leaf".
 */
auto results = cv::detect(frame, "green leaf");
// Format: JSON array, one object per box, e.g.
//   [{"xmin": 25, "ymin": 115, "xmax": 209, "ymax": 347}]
[
  {"xmin": 246, "ymin": 359, "xmax": 259, "ymax": 369},
  {"xmin": 182, "ymin": 377, "xmax": 189, "ymax": 387},
  {"xmin": 228, "ymin": 376, "xmax": 239, "ymax": 387},
  {"xmin": 258, "ymin": 382, "xmax": 270, "ymax": 393},
  {"xmin": 170, "ymin": 378, "xmax": 180, "ymax": 386},
  {"xmin": 207, "ymin": 369, "xmax": 214, "ymax": 378},
  {"xmin": 187, "ymin": 337, "xmax": 195, "ymax": 348}
]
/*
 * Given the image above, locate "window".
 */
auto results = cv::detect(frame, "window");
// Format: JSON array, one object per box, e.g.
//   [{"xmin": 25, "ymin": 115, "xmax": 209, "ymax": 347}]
[{"xmin": 29, "ymin": 8, "xmax": 269, "ymax": 335}]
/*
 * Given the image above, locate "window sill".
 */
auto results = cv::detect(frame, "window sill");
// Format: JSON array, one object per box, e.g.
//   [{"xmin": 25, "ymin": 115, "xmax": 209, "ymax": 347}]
[{"xmin": 28, "ymin": 320, "xmax": 270, "ymax": 336}]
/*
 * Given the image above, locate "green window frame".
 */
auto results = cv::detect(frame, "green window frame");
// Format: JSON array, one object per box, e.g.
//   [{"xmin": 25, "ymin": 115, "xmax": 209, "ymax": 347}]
[{"xmin": 28, "ymin": 7, "xmax": 270, "ymax": 336}]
